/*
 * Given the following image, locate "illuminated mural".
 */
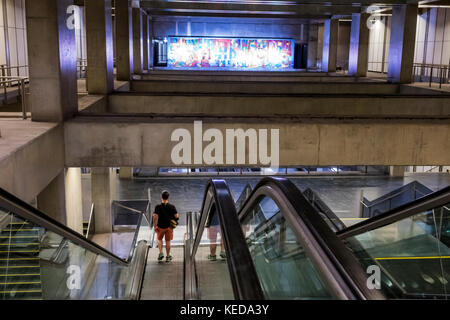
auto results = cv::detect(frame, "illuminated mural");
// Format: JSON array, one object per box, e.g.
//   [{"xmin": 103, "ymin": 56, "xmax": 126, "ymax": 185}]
[{"xmin": 167, "ymin": 37, "xmax": 294, "ymax": 70}]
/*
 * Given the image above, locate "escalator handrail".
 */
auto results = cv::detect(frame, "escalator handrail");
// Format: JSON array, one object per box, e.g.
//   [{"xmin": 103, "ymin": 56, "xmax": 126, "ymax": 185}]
[
  {"xmin": 191, "ymin": 179, "xmax": 265, "ymax": 300},
  {"xmin": 337, "ymin": 185, "xmax": 450, "ymax": 239},
  {"xmin": 237, "ymin": 177, "xmax": 385, "ymax": 300},
  {"xmin": 0, "ymin": 187, "xmax": 129, "ymax": 266}
]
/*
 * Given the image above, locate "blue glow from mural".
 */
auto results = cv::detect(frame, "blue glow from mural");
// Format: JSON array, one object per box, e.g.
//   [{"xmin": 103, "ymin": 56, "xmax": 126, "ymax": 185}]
[{"xmin": 167, "ymin": 37, "xmax": 294, "ymax": 70}]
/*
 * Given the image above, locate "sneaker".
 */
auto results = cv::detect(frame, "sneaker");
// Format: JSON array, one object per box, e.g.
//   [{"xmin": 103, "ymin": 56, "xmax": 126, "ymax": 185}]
[
  {"xmin": 208, "ymin": 254, "xmax": 217, "ymax": 261},
  {"xmin": 220, "ymin": 251, "xmax": 226, "ymax": 259},
  {"xmin": 166, "ymin": 255, "xmax": 173, "ymax": 262},
  {"xmin": 157, "ymin": 253, "xmax": 164, "ymax": 262}
]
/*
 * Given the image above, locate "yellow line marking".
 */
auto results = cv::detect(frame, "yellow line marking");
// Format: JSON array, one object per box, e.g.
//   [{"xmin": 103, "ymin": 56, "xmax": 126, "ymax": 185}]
[
  {"xmin": 375, "ymin": 256, "xmax": 450, "ymax": 260},
  {"xmin": 0, "ymin": 282, "xmax": 41, "ymax": 285},
  {"xmin": 0, "ymin": 290, "xmax": 41, "ymax": 294},
  {"xmin": 7, "ymin": 222, "xmax": 29, "ymax": 225},
  {"xmin": 341, "ymin": 218, "xmax": 368, "ymax": 220},
  {"xmin": 0, "ymin": 243, "xmax": 39, "ymax": 246},
  {"xmin": 0, "ymin": 274, "xmax": 40, "ymax": 276},
  {"xmin": 0, "ymin": 236, "xmax": 38, "ymax": 238},
  {"xmin": 0, "ymin": 250, "xmax": 39, "ymax": 253},
  {"xmin": 1, "ymin": 229, "xmax": 39, "ymax": 232},
  {"xmin": 0, "ymin": 258, "xmax": 39, "ymax": 261},
  {"xmin": 0, "ymin": 265, "xmax": 40, "ymax": 268}
]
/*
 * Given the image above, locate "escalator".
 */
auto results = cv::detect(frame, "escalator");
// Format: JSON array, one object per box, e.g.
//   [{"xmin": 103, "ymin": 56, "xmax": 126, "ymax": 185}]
[
  {"xmin": 0, "ymin": 188, "xmax": 149, "ymax": 300},
  {"xmin": 185, "ymin": 177, "xmax": 450, "ymax": 300},
  {"xmin": 0, "ymin": 176, "xmax": 448, "ymax": 300}
]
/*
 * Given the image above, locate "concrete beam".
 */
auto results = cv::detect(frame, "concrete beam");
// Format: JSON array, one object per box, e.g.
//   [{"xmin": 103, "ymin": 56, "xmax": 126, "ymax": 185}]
[
  {"xmin": 116, "ymin": 0, "xmax": 134, "ymax": 80},
  {"xmin": 25, "ymin": 0, "xmax": 78, "ymax": 122},
  {"xmin": 387, "ymin": 3, "xmax": 418, "ymax": 83},
  {"xmin": 85, "ymin": 0, "xmax": 114, "ymax": 95},
  {"xmin": 348, "ymin": 13, "xmax": 370, "ymax": 77},
  {"xmin": 64, "ymin": 117, "xmax": 450, "ymax": 167},
  {"xmin": 107, "ymin": 93, "xmax": 450, "ymax": 118}
]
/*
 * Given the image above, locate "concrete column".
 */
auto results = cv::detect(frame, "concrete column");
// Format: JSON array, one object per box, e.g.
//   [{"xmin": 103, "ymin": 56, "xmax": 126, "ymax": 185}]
[
  {"xmin": 116, "ymin": 0, "xmax": 133, "ymax": 80},
  {"xmin": 119, "ymin": 167, "xmax": 133, "ymax": 179},
  {"xmin": 389, "ymin": 166, "xmax": 406, "ymax": 177},
  {"xmin": 322, "ymin": 19, "xmax": 339, "ymax": 73},
  {"xmin": 65, "ymin": 168, "xmax": 83, "ymax": 235},
  {"xmin": 91, "ymin": 168, "xmax": 116, "ymax": 233},
  {"xmin": 142, "ymin": 14, "xmax": 149, "ymax": 70},
  {"xmin": 348, "ymin": 13, "xmax": 370, "ymax": 77},
  {"xmin": 132, "ymin": 8, "xmax": 143, "ymax": 74},
  {"xmin": 148, "ymin": 16, "xmax": 154, "ymax": 68},
  {"xmin": 37, "ymin": 171, "xmax": 67, "ymax": 225},
  {"xmin": 387, "ymin": 4, "xmax": 418, "ymax": 83},
  {"xmin": 85, "ymin": 0, "xmax": 114, "ymax": 95},
  {"xmin": 307, "ymin": 23, "xmax": 318, "ymax": 69},
  {"xmin": 25, "ymin": 0, "xmax": 78, "ymax": 122}
]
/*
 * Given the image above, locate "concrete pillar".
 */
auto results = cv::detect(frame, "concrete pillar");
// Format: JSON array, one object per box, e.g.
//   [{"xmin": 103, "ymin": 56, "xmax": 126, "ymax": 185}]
[
  {"xmin": 148, "ymin": 16, "xmax": 153, "ymax": 68},
  {"xmin": 119, "ymin": 167, "xmax": 133, "ymax": 179},
  {"xmin": 387, "ymin": 4, "xmax": 418, "ymax": 83},
  {"xmin": 37, "ymin": 171, "xmax": 67, "ymax": 225},
  {"xmin": 132, "ymin": 8, "xmax": 143, "ymax": 74},
  {"xmin": 307, "ymin": 23, "xmax": 318, "ymax": 69},
  {"xmin": 348, "ymin": 13, "xmax": 370, "ymax": 77},
  {"xmin": 25, "ymin": 0, "xmax": 78, "ymax": 122},
  {"xmin": 389, "ymin": 166, "xmax": 406, "ymax": 177},
  {"xmin": 91, "ymin": 168, "xmax": 116, "ymax": 233},
  {"xmin": 322, "ymin": 19, "xmax": 339, "ymax": 73},
  {"xmin": 116, "ymin": 0, "xmax": 133, "ymax": 80},
  {"xmin": 85, "ymin": 0, "xmax": 114, "ymax": 95},
  {"xmin": 65, "ymin": 168, "xmax": 83, "ymax": 235},
  {"xmin": 142, "ymin": 14, "xmax": 149, "ymax": 70}
]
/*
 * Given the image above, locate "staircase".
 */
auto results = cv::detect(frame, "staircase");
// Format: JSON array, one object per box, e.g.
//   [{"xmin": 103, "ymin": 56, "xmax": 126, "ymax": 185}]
[{"xmin": 0, "ymin": 218, "xmax": 42, "ymax": 300}]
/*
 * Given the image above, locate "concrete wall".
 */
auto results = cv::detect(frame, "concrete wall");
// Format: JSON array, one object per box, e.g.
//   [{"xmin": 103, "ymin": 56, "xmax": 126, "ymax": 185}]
[
  {"xmin": 0, "ymin": 0, "xmax": 28, "ymax": 77},
  {"xmin": 151, "ymin": 16, "xmax": 308, "ymax": 43},
  {"xmin": 0, "ymin": 123, "xmax": 65, "ymax": 203},
  {"xmin": 368, "ymin": 16, "xmax": 391, "ymax": 73},
  {"xmin": 64, "ymin": 118, "xmax": 450, "ymax": 167},
  {"xmin": 414, "ymin": 8, "xmax": 450, "ymax": 77},
  {"xmin": 337, "ymin": 21, "xmax": 351, "ymax": 70}
]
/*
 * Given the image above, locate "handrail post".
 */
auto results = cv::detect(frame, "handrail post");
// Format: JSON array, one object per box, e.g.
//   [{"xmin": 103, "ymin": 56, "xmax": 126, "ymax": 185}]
[{"xmin": 20, "ymin": 78, "xmax": 26, "ymax": 120}]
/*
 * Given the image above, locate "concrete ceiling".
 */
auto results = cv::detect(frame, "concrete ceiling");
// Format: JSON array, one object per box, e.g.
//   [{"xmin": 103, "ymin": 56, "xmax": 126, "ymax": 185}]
[{"xmin": 138, "ymin": 0, "xmax": 437, "ymax": 20}]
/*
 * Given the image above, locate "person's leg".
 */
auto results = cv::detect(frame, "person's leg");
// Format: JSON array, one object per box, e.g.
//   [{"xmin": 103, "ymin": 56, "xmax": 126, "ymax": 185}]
[
  {"xmin": 157, "ymin": 229, "xmax": 165, "ymax": 261},
  {"xmin": 166, "ymin": 229, "xmax": 173, "ymax": 262},
  {"xmin": 208, "ymin": 226, "xmax": 218, "ymax": 260}
]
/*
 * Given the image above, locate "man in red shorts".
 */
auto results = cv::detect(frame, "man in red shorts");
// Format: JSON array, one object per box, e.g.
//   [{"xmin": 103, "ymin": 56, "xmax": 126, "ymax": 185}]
[{"xmin": 153, "ymin": 190, "xmax": 179, "ymax": 263}]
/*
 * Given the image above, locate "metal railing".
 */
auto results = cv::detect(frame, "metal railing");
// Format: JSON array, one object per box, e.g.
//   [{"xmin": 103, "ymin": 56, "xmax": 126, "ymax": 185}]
[
  {"xmin": 0, "ymin": 76, "xmax": 28, "ymax": 119},
  {"xmin": 0, "ymin": 64, "xmax": 28, "ymax": 78},
  {"xmin": 413, "ymin": 62, "xmax": 450, "ymax": 88},
  {"xmin": 85, "ymin": 203, "xmax": 95, "ymax": 239},
  {"xmin": 77, "ymin": 59, "xmax": 87, "ymax": 79}
]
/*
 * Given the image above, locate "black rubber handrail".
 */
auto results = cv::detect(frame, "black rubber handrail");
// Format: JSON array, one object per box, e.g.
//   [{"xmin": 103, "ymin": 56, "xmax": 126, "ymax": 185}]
[
  {"xmin": 237, "ymin": 177, "xmax": 385, "ymax": 300},
  {"xmin": 337, "ymin": 185, "xmax": 450, "ymax": 239},
  {"xmin": 192, "ymin": 179, "xmax": 265, "ymax": 300},
  {"xmin": 0, "ymin": 187, "xmax": 129, "ymax": 266}
]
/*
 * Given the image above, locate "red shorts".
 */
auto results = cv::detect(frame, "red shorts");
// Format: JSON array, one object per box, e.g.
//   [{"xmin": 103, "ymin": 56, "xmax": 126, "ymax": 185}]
[
  {"xmin": 208, "ymin": 225, "xmax": 220, "ymax": 241},
  {"xmin": 156, "ymin": 227, "xmax": 173, "ymax": 241}
]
